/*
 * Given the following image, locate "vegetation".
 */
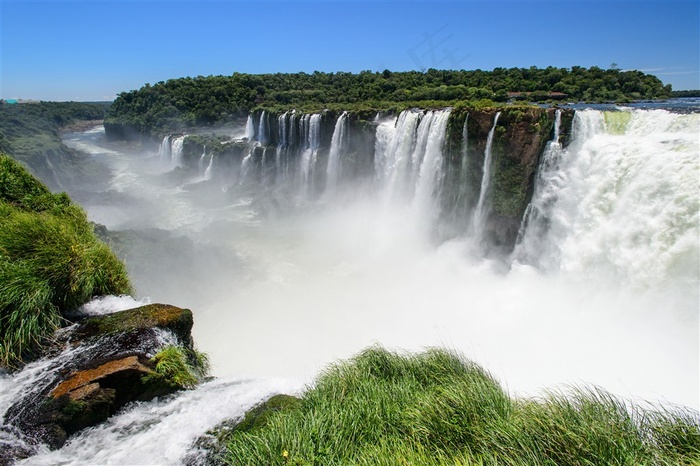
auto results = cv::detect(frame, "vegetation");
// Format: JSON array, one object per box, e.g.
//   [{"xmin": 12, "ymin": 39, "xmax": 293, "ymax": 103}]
[
  {"xmin": 106, "ymin": 67, "xmax": 672, "ymax": 134},
  {"xmin": 0, "ymin": 101, "xmax": 108, "ymax": 188},
  {"xmin": 671, "ymin": 90, "xmax": 700, "ymax": 98},
  {"xmin": 0, "ymin": 154, "xmax": 131, "ymax": 368},
  {"xmin": 0, "ymin": 101, "xmax": 106, "ymax": 155},
  {"xmin": 142, "ymin": 344, "xmax": 210, "ymax": 390},
  {"xmin": 224, "ymin": 347, "xmax": 700, "ymax": 466}
]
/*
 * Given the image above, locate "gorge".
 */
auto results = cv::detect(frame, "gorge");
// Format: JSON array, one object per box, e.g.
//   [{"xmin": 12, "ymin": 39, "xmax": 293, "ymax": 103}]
[{"xmin": 1, "ymin": 100, "xmax": 698, "ymax": 464}]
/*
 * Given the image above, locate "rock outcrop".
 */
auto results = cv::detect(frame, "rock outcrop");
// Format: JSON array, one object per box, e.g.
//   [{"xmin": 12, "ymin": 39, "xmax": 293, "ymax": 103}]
[{"xmin": 3, "ymin": 304, "xmax": 195, "ymax": 451}]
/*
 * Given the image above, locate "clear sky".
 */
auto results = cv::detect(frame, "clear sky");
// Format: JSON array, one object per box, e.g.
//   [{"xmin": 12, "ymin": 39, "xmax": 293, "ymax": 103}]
[{"xmin": 1, "ymin": 1, "xmax": 698, "ymax": 101}]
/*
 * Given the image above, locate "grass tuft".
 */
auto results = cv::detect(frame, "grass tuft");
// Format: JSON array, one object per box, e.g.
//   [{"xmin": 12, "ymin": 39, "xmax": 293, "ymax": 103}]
[
  {"xmin": 224, "ymin": 346, "xmax": 700, "ymax": 466},
  {"xmin": 143, "ymin": 345, "xmax": 210, "ymax": 390},
  {"xmin": 0, "ymin": 153, "xmax": 132, "ymax": 368}
]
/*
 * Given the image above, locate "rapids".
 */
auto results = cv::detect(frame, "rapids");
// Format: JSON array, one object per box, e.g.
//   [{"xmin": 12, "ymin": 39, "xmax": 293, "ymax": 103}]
[{"xmin": 2, "ymin": 106, "xmax": 697, "ymax": 464}]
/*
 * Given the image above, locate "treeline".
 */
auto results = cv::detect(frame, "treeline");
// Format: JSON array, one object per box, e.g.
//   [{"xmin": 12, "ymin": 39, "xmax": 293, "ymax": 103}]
[
  {"xmin": 107, "ymin": 66, "xmax": 672, "ymax": 133},
  {"xmin": 0, "ymin": 101, "xmax": 107, "ymax": 155},
  {"xmin": 671, "ymin": 90, "xmax": 700, "ymax": 98}
]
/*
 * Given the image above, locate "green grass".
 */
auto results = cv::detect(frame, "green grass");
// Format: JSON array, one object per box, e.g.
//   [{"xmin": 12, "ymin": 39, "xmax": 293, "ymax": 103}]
[
  {"xmin": 0, "ymin": 153, "xmax": 132, "ymax": 367},
  {"xmin": 143, "ymin": 345, "xmax": 210, "ymax": 389},
  {"xmin": 224, "ymin": 347, "xmax": 700, "ymax": 466}
]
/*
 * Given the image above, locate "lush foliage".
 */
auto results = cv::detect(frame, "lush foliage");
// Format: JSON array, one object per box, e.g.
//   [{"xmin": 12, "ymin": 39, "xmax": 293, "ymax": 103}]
[
  {"xmin": 224, "ymin": 347, "xmax": 700, "ymax": 466},
  {"xmin": 671, "ymin": 90, "xmax": 700, "ymax": 98},
  {"xmin": 0, "ymin": 154, "xmax": 131, "ymax": 367},
  {"xmin": 143, "ymin": 344, "xmax": 210, "ymax": 389},
  {"xmin": 107, "ymin": 67, "xmax": 672, "ymax": 134},
  {"xmin": 0, "ymin": 101, "xmax": 106, "ymax": 155}
]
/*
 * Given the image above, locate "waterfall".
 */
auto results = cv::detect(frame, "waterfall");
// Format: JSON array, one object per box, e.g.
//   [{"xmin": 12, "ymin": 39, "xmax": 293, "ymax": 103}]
[
  {"xmin": 516, "ymin": 109, "xmax": 699, "ymax": 287},
  {"xmin": 198, "ymin": 145, "xmax": 207, "ymax": 174},
  {"xmin": 258, "ymin": 111, "xmax": 268, "ymax": 145},
  {"xmin": 299, "ymin": 114, "xmax": 321, "ymax": 196},
  {"xmin": 244, "ymin": 114, "xmax": 255, "ymax": 141},
  {"xmin": 410, "ymin": 111, "xmax": 436, "ymax": 187},
  {"xmin": 412, "ymin": 109, "xmax": 451, "ymax": 224},
  {"xmin": 240, "ymin": 151, "xmax": 253, "ymax": 184},
  {"xmin": 171, "ymin": 136, "xmax": 185, "ymax": 168},
  {"xmin": 326, "ymin": 111, "xmax": 348, "ymax": 192},
  {"xmin": 158, "ymin": 135, "xmax": 171, "ymax": 161},
  {"xmin": 276, "ymin": 112, "xmax": 289, "ymax": 178},
  {"xmin": 204, "ymin": 153, "xmax": 214, "ymax": 180},
  {"xmin": 513, "ymin": 110, "xmax": 563, "ymax": 262},
  {"xmin": 471, "ymin": 112, "xmax": 501, "ymax": 236},
  {"xmin": 376, "ymin": 110, "xmax": 421, "ymax": 199}
]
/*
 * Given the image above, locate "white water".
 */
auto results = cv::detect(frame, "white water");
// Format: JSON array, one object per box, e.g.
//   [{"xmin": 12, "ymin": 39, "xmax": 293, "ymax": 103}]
[
  {"xmin": 299, "ymin": 114, "xmax": 321, "ymax": 196},
  {"xmin": 18, "ymin": 377, "xmax": 300, "ymax": 465},
  {"xmin": 412, "ymin": 109, "xmax": 451, "ymax": 229},
  {"xmin": 472, "ymin": 111, "xmax": 501, "ymax": 237},
  {"xmin": 326, "ymin": 111, "xmax": 348, "ymax": 192},
  {"xmin": 244, "ymin": 114, "xmax": 254, "ymax": 141},
  {"xmin": 3, "ymin": 109, "xmax": 698, "ymax": 464},
  {"xmin": 171, "ymin": 136, "xmax": 185, "ymax": 169}
]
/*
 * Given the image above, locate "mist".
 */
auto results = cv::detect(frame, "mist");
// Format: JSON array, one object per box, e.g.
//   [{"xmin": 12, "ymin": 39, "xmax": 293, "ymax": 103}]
[{"xmin": 61, "ymin": 110, "xmax": 699, "ymax": 410}]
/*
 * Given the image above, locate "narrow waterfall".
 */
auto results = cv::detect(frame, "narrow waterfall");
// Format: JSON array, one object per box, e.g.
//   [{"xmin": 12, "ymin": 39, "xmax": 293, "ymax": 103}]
[
  {"xmin": 326, "ymin": 111, "xmax": 348, "ymax": 192},
  {"xmin": 158, "ymin": 135, "xmax": 171, "ymax": 162},
  {"xmin": 239, "ymin": 151, "xmax": 253, "ymax": 184},
  {"xmin": 244, "ymin": 114, "xmax": 255, "ymax": 141},
  {"xmin": 471, "ymin": 112, "xmax": 501, "ymax": 236},
  {"xmin": 198, "ymin": 145, "xmax": 207, "ymax": 174},
  {"xmin": 276, "ymin": 112, "xmax": 289, "ymax": 178},
  {"xmin": 171, "ymin": 136, "xmax": 185, "ymax": 168},
  {"xmin": 258, "ymin": 111, "xmax": 268, "ymax": 145},
  {"xmin": 299, "ymin": 114, "xmax": 321, "ymax": 196},
  {"xmin": 204, "ymin": 153, "xmax": 214, "ymax": 180}
]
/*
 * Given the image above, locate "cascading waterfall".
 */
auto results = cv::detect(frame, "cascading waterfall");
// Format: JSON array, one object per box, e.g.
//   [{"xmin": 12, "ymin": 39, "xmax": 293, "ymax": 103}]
[
  {"xmin": 299, "ymin": 114, "xmax": 321, "ymax": 196},
  {"xmin": 410, "ymin": 111, "xmax": 436, "ymax": 187},
  {"xmin": 412, "ymin": 109, "xmax": 451, "ymax": 225},
  {"xmin": 375, "ymin": 110, "xmax": 422, "ymax": 200},
  {"xmin": 244, "ymin": 114, "xmax": 255, "ymax": 141},
  {"xmin": 276, "ymin": 111, "xmax": 289, "ymax": 178},
  {"xmin": 198, "ymin": 145, "xmax": 208, "ymax": 173},
  {"xmin": 471, "ymin": 112, "xmax": 501, "ymax": 237},
  {"xmin": 258, "ymin": 111, "xmax": 268, "ymax": 145},
  {"xmin": 204, "ymin": 152, "xmax": 214, "ymax": 180},
  {"xmin": 515, "ymin": 108, "xmax": 699, "ymax": 287},
  {"xmin": 7, "ymin": 105, "xmax": 697, "ymax": 465},
  {"xmin": 171, "ymin": 136, "xmax": 185, "ymax": 168},
  {"xmin": 326, "ymin": 111, "xmax": 348, "ymax": 192},
  {"xmin": 513, "ymin": 109, "xmax": 563, "ymax": 264},
  {"xmin": 158, "ymin": 135, "xmax": 171, "ymax": 161}
]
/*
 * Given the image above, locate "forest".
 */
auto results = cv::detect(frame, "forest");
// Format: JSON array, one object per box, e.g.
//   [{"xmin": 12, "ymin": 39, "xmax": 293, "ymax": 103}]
[{"xmin": 106, "ymin": 66, "xmax": 672, "ymax": 134}]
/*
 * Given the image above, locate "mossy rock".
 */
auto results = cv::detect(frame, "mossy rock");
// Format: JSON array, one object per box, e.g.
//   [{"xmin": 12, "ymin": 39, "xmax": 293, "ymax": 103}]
[
  {"xmin": 183, "ymin": 394, "xmax": 301, "ymax": 466},
  {"xmin": 73, "ymin": 304, "xmax": 193, "ymax": 347}
]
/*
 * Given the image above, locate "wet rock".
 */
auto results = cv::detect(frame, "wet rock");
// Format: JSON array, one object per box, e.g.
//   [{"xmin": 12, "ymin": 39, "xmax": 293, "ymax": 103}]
[{"xmin": 3, "ymin": 304, "xmax": 193, "ymax": 451}]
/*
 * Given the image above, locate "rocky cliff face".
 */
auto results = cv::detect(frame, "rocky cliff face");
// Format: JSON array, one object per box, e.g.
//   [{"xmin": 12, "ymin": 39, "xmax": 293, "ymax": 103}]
[{"xmin": 107, "ymin": 106, "xmax": 573, "ymax": 254}]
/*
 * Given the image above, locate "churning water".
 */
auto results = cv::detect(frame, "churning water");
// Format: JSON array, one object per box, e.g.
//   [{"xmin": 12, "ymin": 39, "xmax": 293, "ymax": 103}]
[{"xmin": 3, "ymin": 107, "xmax": 698, "ymax": 464}]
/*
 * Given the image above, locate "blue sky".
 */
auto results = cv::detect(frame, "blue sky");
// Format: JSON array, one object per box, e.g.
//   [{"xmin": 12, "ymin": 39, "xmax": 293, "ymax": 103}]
[{"xmin": 1, "ymin": 1, "xmax": 698, "ymax": 101}]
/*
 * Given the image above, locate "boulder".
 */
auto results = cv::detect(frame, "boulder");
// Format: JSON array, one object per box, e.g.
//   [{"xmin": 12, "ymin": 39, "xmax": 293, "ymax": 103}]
[{"xmin": 3, "ymin": 304, "xmax": 194, "ymax": 451}]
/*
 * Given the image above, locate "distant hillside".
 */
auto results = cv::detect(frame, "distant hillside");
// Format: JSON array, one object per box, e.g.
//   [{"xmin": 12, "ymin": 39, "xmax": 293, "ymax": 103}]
[
  {"xmin": 106, "ymin": 67, "xmax": 672, "ymax": 135},
  {"xmin": 0, "ymin": 101, "xmax": 107, "ymax": 189}
]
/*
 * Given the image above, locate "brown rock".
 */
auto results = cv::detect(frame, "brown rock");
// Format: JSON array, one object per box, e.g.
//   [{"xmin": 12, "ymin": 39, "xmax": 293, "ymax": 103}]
[{"xmin": 51, "ymin": 356, "xmax": 154, "ymax": 399}]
